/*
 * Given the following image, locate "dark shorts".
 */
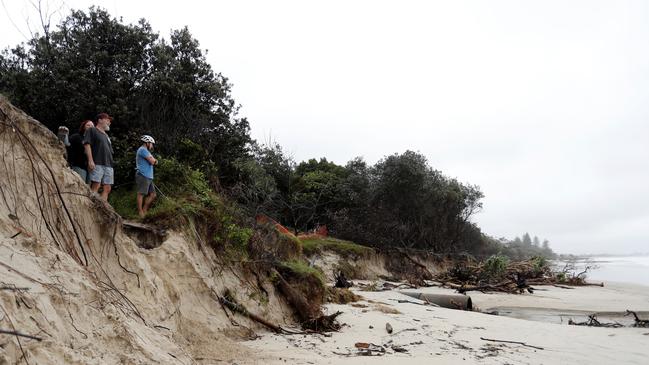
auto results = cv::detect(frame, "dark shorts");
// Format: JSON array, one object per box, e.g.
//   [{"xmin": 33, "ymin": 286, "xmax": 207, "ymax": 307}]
[{"xmin": 136, "ymin": 173, "xmax": 154, "ymax": 195}]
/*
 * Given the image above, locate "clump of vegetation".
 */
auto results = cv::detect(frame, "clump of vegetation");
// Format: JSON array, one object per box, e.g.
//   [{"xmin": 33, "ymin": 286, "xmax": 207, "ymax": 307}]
[
  {"xmin": 110, "ymin": 156, "xmax": 218, "ymax": 220},
  {"xmin": 436, "ymin": 255, "xmax": 601, "ymax": 295},
  {"xmin": 110, "ymin": 156, "xmax": 257, "ymax": 260},
  {"xmin": 218, "ymin": 216, "xmax": 254, "ymax": 260},
  {"xmin": 277, "ymin": 260, "xmax": 325, "ymax": 288},
  {"xmin": 480, "ymin": 255, "xmax": 509, "ymax": 282},
  {"xmin": 530, "ymin": 256, "xmax": 550, "ymax": 276},
  {"xmin": 301, "ymin": 236, "xmax": 373, "ymax": 257},
  {"xmin": 326, "ymin": 287, "xmax": 362, "ymax": 304}
]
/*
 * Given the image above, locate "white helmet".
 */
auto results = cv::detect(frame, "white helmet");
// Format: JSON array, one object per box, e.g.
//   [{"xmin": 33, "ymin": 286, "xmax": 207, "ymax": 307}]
[{"xmin": 141, "ymin": 135, "xmax": 155, "ymax": 144}]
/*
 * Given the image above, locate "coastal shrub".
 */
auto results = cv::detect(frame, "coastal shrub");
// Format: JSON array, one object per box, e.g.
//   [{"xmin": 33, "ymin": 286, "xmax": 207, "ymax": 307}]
[
  {"xmin": 530, "ymin": 256, "xmax": 550, "ymax": 277},
  {"xmin": 481, "ymin": 255, "xmax": 509, "ymax": 282},
  {"xmin": 277, "ymin": 259, "xmax": 325, "ymax": 288},
  {"xmin": 154, "ymin": 157, "xmax": 211, "ymax": 199},
  {"xmin": 216, "ymin": 215, "xmax": 254, "ymax": 259}
]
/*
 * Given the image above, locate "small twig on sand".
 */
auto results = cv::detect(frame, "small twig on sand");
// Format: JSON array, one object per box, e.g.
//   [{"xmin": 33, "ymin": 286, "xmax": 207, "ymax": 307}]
[
  {"xmin": 480, "ymin": 337, "xmax": 544, "ymax": 350},
  {"xmin": 552, "ymin": 284, "xmax": 574, "ymax": 290}
]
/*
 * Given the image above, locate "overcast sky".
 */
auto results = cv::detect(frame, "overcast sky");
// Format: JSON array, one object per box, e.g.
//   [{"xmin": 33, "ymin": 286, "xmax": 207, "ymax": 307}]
[{"xmin": 2, "ymin": 0, "xmax": 648, "ymax": 254}]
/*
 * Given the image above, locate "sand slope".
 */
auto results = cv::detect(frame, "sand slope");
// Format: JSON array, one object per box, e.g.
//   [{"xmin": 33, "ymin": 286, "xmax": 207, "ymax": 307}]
[{"xmin": 0, "ymin": 96, "xmax": 295, "ymax": 364}]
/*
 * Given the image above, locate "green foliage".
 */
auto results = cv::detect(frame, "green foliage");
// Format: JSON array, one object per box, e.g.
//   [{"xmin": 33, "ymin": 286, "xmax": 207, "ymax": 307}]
[
  {"xmin": 109, "ymin": 185, "xmax": 178, "ymax": 220},
  {"xmin": 481, "ymin": 255, "xmax": 509, "ymax": 281},
  {"xmin": 110, "ymin": 155, "xmax": 220, "ymax": 224},
  {"xmin": 531, "ymin": 256, "xmax": 549, "ymax": 274},
  {"xmin": 301, "ymin": 237, "xmax": 373, "ymax": 258},
  {"xmin": 108, "ymin": 187, "xmax": 140, "ymax": 220},
  {"xmin": 0, "ymin": 5, "xmax": 521, "ymax": 260},
  {"xmin": 0, "ymin": 7, "xmax": 251, "ymax": 187},
  {"xmin": 155, "ymin": 157, "xmax": 211, "ymax": 198},
  {"xmin": 278, "ymin": 260, "xmax": 325, "ymax": 288},
  {"xmin": 217, "ymin": 215, "xmax": 253, "ymax": 259},
  {"xmin": 331, "ymin": 151, "xmax": 484, "ymax": 252},
  {"xmin": 111, "ymin": 131, "xmax": 141, "ymax": 186}
]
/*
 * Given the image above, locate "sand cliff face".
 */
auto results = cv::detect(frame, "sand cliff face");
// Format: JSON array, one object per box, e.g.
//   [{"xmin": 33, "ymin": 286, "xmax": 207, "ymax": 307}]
[{"xmin": 0, "ymin": 97, "xmax": 292, "ymax": 364}]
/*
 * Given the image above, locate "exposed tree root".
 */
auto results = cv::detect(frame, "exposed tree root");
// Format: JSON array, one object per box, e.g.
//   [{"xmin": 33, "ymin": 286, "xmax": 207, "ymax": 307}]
[
  {"xmin": 626, "ymin": 310, "xmax": 649, "ymax": 327},
  {"xmin": 270, "ymin": 268, "xmax": 341, "ymax": 332}
]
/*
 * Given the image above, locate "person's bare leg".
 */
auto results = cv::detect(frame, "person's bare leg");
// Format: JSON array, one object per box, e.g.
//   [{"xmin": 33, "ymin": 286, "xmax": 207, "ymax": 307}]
[
  {"xmin": 143, "ymin": 192, "xmax": 157, "ymax": 214},
  {"xmin": 100, "ymin": 184, "xmax": 112, "ymax": 201},
  {"xmin": 90, "ymin": 181, "xmax": 100, "ymax": 192},
  {"xmin": 137, "ymin": 193, "xmax": 145, "ymax": 218}
]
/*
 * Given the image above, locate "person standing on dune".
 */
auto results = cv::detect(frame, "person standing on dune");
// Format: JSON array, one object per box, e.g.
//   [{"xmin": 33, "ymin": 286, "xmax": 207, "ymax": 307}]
[
  {"xmin": 68, "ymin": 120, "xmax": 94, "ymax": 184},
  {"xmin": 135, "ymin": 135, "xmax": 158, "ymax": 218},
  {"xmin": 84, "ymin": 113, "xmax": 114, "ymax": 201}
]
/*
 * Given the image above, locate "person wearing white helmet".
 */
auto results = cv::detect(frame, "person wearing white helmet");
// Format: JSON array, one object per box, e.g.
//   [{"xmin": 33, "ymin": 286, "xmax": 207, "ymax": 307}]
[{"xmin": 135, "ymin": 135, "xmax": 158, "ymax": 218}]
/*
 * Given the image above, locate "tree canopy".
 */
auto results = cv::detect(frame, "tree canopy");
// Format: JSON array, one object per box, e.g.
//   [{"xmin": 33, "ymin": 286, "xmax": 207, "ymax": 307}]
[
  {"xmin": 0, "ymin": 7, "xmax": 251, "ymax": 184},
  {"xmin": 0, "ymin": 7, "xmax": 555, "ymax": 259}
]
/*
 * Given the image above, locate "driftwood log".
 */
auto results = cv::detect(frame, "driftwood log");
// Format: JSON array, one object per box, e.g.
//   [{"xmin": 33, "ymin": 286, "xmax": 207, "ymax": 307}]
[{"xmin": 480, "ymin": 337, "xmax": 544, "ymax": 350}]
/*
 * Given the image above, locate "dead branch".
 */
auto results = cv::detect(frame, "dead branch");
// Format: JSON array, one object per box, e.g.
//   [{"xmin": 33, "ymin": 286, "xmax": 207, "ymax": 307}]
[
  {"xmin": 568, "ymin": 314, "xmax": 623, "ymax": 328},
  {"xmin": 480, "ymin": 337, "xmax": 544, "ymax": 350},
  {"xmin": 626, "ymin": 310, "xmax": 649, "ymax": 327}
]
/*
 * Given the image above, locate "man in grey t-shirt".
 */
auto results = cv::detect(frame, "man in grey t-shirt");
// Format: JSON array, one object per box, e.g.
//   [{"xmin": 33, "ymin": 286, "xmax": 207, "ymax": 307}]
[{"xmin": 84, "ymin": 113, "xmax": 114, "ymax": 201}]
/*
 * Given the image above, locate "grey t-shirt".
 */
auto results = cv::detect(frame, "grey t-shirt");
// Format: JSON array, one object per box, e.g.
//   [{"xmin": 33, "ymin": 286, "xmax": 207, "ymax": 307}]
[{"xmin": 83, "ymin": 127, "xmax": 113, "ymax": 167}]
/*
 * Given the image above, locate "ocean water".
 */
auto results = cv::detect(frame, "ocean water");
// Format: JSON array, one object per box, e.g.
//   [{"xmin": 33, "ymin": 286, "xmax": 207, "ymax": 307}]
[{"xmin": 577, "ymin": 255, "xmax": 649, "ymax": 287}]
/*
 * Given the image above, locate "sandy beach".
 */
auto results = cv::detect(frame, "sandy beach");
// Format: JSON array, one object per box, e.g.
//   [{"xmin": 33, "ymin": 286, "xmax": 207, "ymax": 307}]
[{"xmin": 248, "ymin": 282, "xmax": 649, "ymax": 364}]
